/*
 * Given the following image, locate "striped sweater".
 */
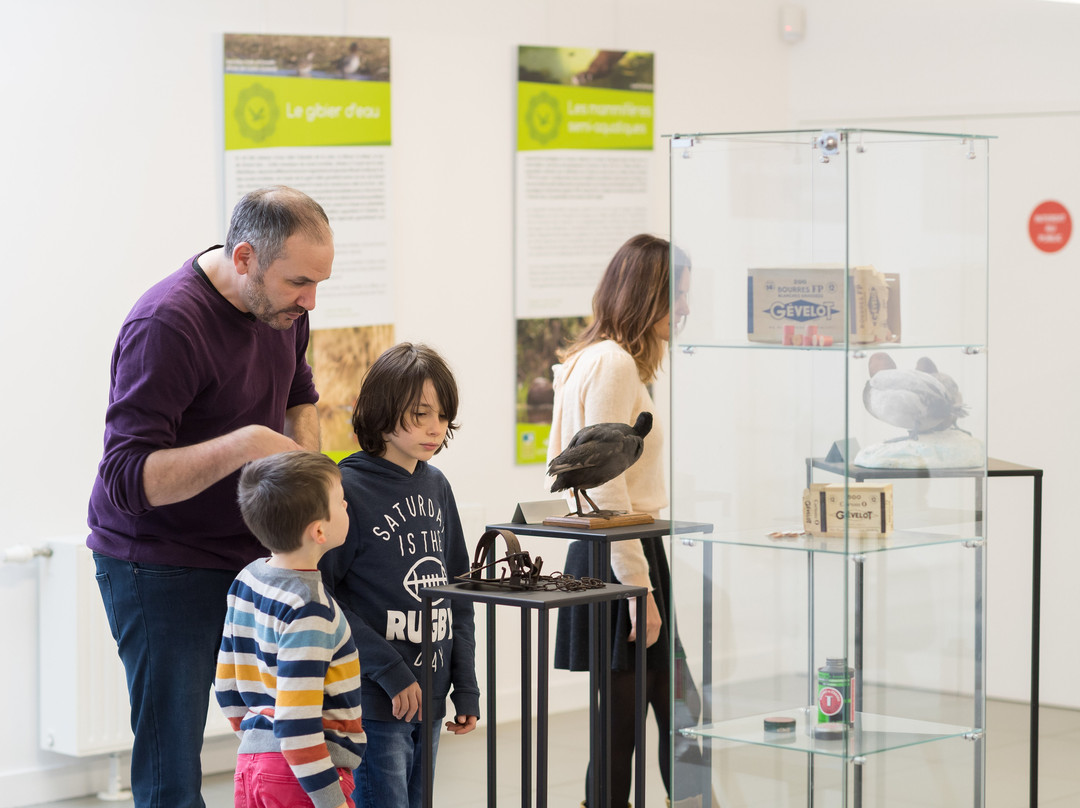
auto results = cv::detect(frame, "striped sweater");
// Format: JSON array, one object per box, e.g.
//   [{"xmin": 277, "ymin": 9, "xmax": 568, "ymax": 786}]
[{"xmin": 215, "ymin": 559, "xmax": 365, "ymax": 808}]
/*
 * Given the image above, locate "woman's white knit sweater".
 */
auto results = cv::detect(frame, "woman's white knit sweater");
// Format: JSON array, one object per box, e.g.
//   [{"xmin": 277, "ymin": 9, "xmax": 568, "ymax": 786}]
[{"xmin": 548, "ymin": 339, "xmax": 665, "ymax": 590}]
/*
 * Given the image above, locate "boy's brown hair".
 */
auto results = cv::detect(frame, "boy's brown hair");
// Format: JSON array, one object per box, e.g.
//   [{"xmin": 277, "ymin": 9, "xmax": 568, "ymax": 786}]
[
  {"xmin": 237, "ymin": 451, "xmax": 341, "ymax": 553},
  {"xmin": 351, "ymin": 342, "xmax": 460, "ymax": 456}
]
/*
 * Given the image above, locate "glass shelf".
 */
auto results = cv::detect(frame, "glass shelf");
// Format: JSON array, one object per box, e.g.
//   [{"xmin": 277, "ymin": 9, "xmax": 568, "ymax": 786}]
[
  {"xmin": 670, "ymin": 127, "xmax": 994, "ymax": 141},
  {"xmin": 677, "ymin": 342, "xmax": 988, "ymax": 354},
  {"xmin": 681, "ymin": 525, "xmax": 981, "ymax": 556},
  {"xmin": 683, "ymin": 707, "xmax": 980, "ymax": 759}
]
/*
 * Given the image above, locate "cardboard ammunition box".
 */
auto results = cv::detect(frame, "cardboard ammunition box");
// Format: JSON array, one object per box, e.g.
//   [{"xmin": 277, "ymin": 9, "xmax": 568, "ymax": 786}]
[
  {"xmin": 802, "ymin": 483, "xmax": 894, "ymax": 539},
  {"xmin": 747, "ymin": 266, "xmax": 901, "ymax": 344}
]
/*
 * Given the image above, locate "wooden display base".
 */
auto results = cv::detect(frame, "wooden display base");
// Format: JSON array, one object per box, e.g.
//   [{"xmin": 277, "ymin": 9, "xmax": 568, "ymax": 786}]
[{"xmin": 542, "ymin": 512, "xmax": 655, "ymax": 530}]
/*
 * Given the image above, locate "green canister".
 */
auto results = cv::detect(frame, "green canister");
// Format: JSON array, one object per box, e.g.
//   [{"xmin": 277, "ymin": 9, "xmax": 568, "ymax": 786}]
[{"xmin": 816, "ymin": 657, "xmax": 854, "ymax": 725}]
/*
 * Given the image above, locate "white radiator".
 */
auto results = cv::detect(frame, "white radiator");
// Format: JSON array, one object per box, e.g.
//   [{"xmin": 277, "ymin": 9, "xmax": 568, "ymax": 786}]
[{"xmin": 38, "ymin": 537, "xmax": 234, "ymax": 757}]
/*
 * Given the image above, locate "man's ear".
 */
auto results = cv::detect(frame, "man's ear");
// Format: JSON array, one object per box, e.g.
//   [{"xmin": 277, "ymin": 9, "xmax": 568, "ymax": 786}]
[{"xmin": 232, "ymin": 242, "xmax": 256, "ymax": 276}]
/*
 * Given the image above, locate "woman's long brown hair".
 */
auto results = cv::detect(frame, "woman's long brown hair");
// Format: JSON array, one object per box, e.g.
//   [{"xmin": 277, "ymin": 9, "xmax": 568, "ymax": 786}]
[{"xmin": 559, "ymin": 233, "xmax": 671, "ymax": 383}]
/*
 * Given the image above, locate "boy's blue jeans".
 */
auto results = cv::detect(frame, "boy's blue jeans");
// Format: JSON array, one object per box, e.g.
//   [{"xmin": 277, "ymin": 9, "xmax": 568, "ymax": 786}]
[
  {"xmin": 352, "ymin": 718, "xmax": 441, "ymax": 808},
  {"xmin": 93, "ymin": 553, "xmax": 236, "ymax": 808}
]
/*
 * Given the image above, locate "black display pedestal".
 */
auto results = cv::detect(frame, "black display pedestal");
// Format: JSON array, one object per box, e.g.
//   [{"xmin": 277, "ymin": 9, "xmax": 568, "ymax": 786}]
[
  {"xmin": 809, "ymin": 456, "xmax": 1044, "ymax": 808},
  {"xmin": 482, "ymin": 518, "xmax": 711, "ymax": 807},
  {"xmin": 419, "ymin": 582, "xmax": 647, "ymax": 808}
]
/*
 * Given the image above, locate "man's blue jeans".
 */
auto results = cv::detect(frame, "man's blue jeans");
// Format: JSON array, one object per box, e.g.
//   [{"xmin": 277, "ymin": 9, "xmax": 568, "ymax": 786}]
[
  {"xmin": 352, "ymin": 718, "xmax": 441, "ymax": 808},
  {"xmin": 93, "ymin": 553, "xmax": 237, "ymax": 808}
]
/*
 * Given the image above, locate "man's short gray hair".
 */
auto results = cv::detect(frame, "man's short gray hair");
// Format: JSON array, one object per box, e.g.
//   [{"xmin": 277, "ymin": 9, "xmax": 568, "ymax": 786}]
[{"xmin": 224, "ymin": 186, "xmax": 332, "ymax": 270}]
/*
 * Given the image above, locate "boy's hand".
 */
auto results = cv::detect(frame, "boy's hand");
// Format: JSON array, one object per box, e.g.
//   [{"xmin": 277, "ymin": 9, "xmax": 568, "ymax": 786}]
[
  {"xmin": 444, "ymin": 714, "xmax": 478, "ymax": 735},
  {"xmin": 391, "ymin": 682, "xmax": 422, "ymax": 721}
]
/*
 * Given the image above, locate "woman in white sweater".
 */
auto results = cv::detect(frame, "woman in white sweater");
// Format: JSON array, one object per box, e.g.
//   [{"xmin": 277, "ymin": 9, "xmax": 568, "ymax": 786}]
[{"xmin": 550, "ymin": 233, "xmax": 697, "ymax": 808}]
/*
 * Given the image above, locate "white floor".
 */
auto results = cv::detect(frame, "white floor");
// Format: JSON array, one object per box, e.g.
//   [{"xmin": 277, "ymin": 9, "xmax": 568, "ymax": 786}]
[{"xmin": 27, "ymin": 699, "xmax": 1080, "ymax": 807}]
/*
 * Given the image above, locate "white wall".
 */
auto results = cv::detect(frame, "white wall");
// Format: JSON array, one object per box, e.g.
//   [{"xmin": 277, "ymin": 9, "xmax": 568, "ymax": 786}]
[{"xmin": 0, "ymin": 1, "xmax": 789, "ymax": 804}]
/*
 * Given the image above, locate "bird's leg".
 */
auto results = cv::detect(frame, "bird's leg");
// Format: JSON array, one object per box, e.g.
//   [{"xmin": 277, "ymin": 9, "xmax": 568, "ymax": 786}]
[
  {"xmin": 579, "ymin": 489, "xmax": 622, "ymax": 518},
  {"xmin": 571, "ymin": 487, "xmax": 585, "ymax": 517},
  {"xmin": 580, "ymin": 488, "xmax": 601, "ymax": 514},
  {"xmin": 560, "ymin": 487, "xmax": 589, "ymax": 517}
]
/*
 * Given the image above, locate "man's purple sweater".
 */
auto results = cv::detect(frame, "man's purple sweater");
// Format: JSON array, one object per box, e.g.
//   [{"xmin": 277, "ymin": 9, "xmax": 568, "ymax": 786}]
[{"xmin": 87, "ymin": 249, "xmax": 319, "ymax": 570}]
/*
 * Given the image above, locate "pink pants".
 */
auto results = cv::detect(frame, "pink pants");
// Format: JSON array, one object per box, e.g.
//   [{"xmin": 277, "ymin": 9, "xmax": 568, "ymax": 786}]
[{"xmin": 234, "ymin": 752, "xmax": 356, "ymax": 808}]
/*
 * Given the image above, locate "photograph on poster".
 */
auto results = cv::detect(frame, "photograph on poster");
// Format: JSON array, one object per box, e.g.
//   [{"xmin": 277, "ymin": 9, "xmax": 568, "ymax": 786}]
[
  {"xmin": 518, "ymin": 46, "xmax": 653, "ymax": 91},
  {"xmin": 310, "ymin": 325, "xmax": 396, "ymax": 459},
  {"xmin": 515, "ymin": 316, "xmax": 589, "ymax": 464},
  {"xmin": 225, "ymin": 34, "xmax": 389, "ymax": 81}
]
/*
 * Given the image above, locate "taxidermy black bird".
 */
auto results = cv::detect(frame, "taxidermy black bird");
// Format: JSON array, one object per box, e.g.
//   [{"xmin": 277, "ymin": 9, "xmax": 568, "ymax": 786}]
[
  {"xmin": 863, "ymin": 353, "xmax": 968, "ymax": 440},
  {"xmin": 548, "ymin": 411, "xmax": 653, "ymax": 517}
]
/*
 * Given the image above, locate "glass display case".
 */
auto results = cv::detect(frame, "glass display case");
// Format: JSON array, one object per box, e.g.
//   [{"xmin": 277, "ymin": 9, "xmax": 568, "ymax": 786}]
[{"xmin": 668, "ymin": 129, "xmax": 990, "ymax": 808}]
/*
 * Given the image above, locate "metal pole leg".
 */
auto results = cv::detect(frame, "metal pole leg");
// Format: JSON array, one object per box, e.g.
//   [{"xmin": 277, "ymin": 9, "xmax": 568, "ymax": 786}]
[
  {"xmin": 634, "ymin": 591, "xmax": 647, "ymax": 808},
  {"xmin": 522, "ymin": 609, "xmax": 533, "ymax": 808},
  {"xmin": 487, "ymin": 544, "xmax": 498, "ymax": 808},
  {"xmin": 538, "ymin": 609, "xmax": 550, "ymax": 808},
  {"xmin": 1030, "ymin": 473, "xmax": 1043, "ymax": 808},
  {"xmin": 422, "ymin": 596, "xmax": 434, "ymax": 808}
]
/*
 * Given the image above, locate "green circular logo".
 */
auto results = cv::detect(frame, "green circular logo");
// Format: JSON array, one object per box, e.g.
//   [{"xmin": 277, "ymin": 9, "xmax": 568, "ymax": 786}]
[
  {"xmin": 234, "ymin": 83, "xmax": 279, "ymax": 143},
  {"xmin": 526, "ymin": 91, "xmax": 561, "ymax": 145}
]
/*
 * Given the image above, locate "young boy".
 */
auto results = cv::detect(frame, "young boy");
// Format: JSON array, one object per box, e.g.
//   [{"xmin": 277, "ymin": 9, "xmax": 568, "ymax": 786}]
[
  {"xmin": 320, "ymin": 342, "xmax": 480, "ymax": 808},
  {"xmin": 215, "ymin": 451, "xmax": 365, "ymax": 808}
]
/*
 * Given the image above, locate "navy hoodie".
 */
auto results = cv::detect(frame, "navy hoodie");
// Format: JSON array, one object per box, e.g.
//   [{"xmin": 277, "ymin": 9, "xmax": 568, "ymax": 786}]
[{"xmin": 320, "ymin": 451, "xmax": 480, "ymax": 723}]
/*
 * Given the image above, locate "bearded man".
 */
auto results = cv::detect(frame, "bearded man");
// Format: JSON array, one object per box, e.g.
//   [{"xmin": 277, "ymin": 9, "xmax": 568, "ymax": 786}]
[{"xmin": 87, "ymin": 186, "xmax": 334, "ymax": 808}]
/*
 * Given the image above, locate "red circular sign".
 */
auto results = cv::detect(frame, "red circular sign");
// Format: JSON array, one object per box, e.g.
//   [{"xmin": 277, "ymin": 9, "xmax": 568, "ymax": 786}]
[
  {"xmin": 818, "ymin": 686, "xmax": 844, "ymax": 716},
  {"xmin": 1029, "ymin": 200, "xmax": 1072, "ymax": 253}
]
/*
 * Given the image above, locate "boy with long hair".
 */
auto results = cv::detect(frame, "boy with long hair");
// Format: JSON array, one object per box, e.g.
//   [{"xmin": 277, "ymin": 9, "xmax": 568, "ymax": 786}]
[{"xmin": 321, "ymin": 342, "xmax": 479, "ymax": 808}]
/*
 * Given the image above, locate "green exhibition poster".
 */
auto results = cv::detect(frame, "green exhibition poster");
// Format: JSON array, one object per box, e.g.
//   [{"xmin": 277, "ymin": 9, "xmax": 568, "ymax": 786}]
[
  {"xmin": 223, "ymin": 35, "xmax": 395, "ymax": 456},
  {"xmin": 513, "ymin": 47, "xmax": 655, "ymax": 465},
  {"xmin": 225, "ymin": 76, "xmax": 391, "ymax": 149},
  {"xmin": 224, "ymin": 34, "xmax": 391, "ymax": 150},
  {"xmin": 517, "ymin": 46, "xmax": 654, "ymax": 152},
  {"xmin": 517, "ymin": 83, "xmax": 653, "ymax": 151}
]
